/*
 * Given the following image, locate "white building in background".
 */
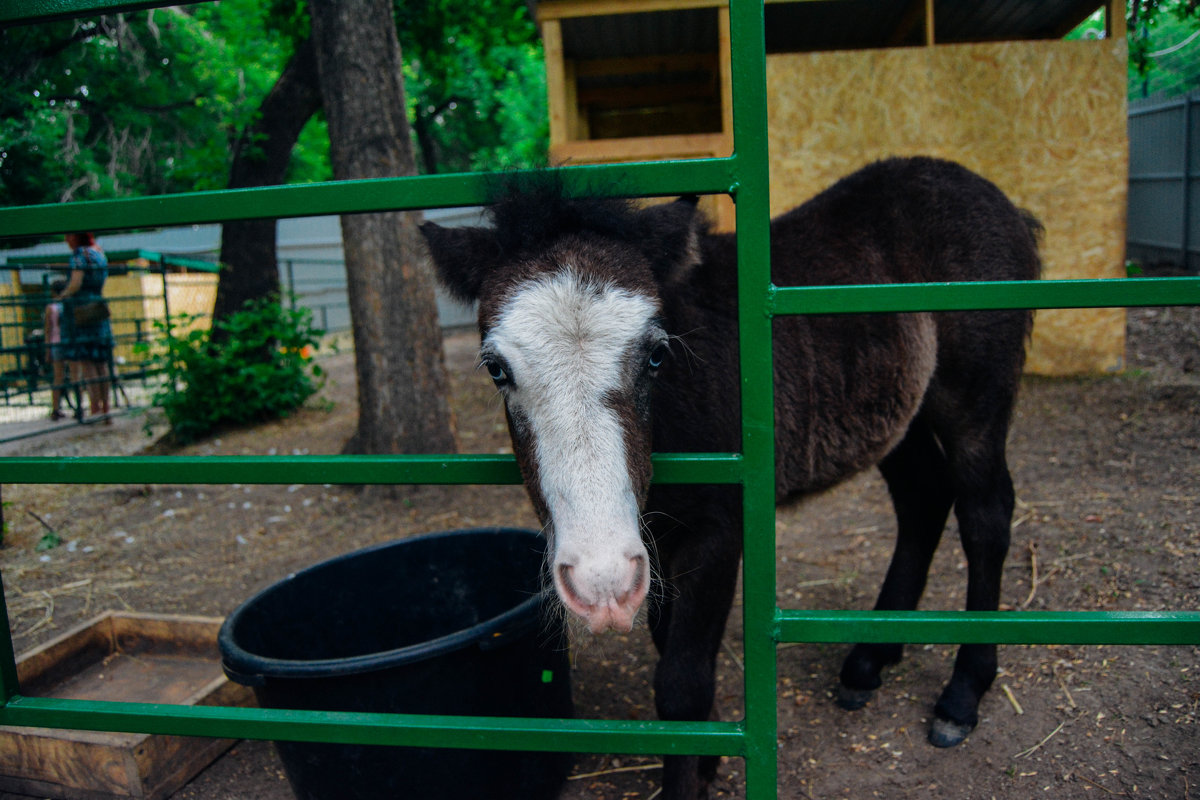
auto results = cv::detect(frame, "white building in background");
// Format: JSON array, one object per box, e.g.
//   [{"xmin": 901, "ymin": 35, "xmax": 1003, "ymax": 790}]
[{"xmin": 0, "ymin": 207, "xmax": 484, "ymax": 331}]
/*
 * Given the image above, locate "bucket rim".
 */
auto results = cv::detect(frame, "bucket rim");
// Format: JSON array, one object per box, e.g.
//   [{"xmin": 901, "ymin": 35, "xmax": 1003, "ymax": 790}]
[{"xmin": 218, "ymin": 527, "xmax": 549, "ymax": 685}]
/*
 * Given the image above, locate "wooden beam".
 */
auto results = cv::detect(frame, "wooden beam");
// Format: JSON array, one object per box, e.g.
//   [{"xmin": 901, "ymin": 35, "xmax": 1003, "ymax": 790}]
[
  {"xmin": 538, "ymin": 0, "xmax": 724, "ymax": 23},
  {"xmin": 718, "ymin": 6, "xmax": 733, "ymax": 142},
  {"xmin": 1106, "ymin": 0, "xmax": 1126, "ymax": 40},
  {"xmin": 542, "ymin": 19, "xmax": 571, "ymax": 146},
  {"xmin": 550, "ymin": 132, "xmax": 729, "ymax": 163},
  {"xmin": 925, "ymin": 0, "xmax": 935, "ymax": 45},
  {"xmin": 537, "ymin": 0, "xmax": 854, "ymax": 23},
  {"xmin": 568, "ymin": 60, "xmax": 589, "ymax": 141}
]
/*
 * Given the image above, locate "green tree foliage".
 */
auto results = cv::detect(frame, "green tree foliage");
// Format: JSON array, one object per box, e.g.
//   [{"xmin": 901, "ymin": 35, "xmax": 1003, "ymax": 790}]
[
  {"xmin": 197, "ymin": 0, "xmax": 332, "ymax": 186},
  {"xmin": 397, "ymin": 0, "xmax": 547, "ymax": 173},
  {"xmin": 0, "ymin": 5, "xmax": 326, "ymax": 209},
  {"xmin": 143, "ymin": 298, "xmax": 325, "ymax": 444},
  {"xmin": 1067, "ymin": 2, "xmax": 1200, "ymax": 99},
  {"xmin": 0, "ymin": 11, "xmax": 230, "ymax": 206},
  {"xmin": 1127, "ymin": 0, "xmax": 1200, "ymax": 98},
  {"xmin": 1, "ymin": 1, "xmax": 546, "ymax": 213}
]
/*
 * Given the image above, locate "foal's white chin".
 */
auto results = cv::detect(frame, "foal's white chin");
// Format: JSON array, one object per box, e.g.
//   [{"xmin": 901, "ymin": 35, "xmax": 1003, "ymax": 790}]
[{"xmin": 553, "ymin": 550, "xmax": 650, "ymax": 634}]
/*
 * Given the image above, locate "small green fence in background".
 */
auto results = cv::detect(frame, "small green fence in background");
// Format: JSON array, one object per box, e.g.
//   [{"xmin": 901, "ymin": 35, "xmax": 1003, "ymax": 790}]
[
  {"xmin": 1, "ymin": 1, "xmax": 1198, "ymax": 798},
  {"xmin": 0, "ymin": 253, "xmax": 219, "ymax": 423}
]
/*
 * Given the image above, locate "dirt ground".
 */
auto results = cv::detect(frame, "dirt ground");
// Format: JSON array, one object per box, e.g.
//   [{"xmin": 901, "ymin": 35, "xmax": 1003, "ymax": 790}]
[{"xmin": 0, "ymin": 282, "xmax": 1197, "ymax": 799}]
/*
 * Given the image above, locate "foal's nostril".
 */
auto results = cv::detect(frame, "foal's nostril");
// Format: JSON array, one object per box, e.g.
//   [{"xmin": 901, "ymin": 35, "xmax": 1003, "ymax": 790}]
[
  {"xmin": 628, "ymin": 555, "xmax": 647, "ymax": 594},
  {"xmin": 557, "ymin": 563, "xmax": 579, "ymax": 600}
]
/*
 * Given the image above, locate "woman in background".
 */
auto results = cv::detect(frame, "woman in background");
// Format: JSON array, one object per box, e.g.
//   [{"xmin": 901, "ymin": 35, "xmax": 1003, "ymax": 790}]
[{"xmin": 56, "ymin": 232, "xmax": 113, "ymax": 421}]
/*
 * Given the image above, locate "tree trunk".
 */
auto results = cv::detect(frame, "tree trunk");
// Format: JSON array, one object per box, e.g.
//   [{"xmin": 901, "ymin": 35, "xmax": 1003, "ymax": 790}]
[
  {"xmin": 214, "ymin": 37, "xmax": 322, "ymax": 323},
  {"xmin": 308, "ymin": 0, "xmax": 457, "ymax": 455}
]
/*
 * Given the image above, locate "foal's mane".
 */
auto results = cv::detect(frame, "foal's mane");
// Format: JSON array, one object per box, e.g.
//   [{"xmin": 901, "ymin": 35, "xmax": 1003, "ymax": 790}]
[{"xmin": 485, "ymin": 172, "xmax": 644, "ymax": 258}]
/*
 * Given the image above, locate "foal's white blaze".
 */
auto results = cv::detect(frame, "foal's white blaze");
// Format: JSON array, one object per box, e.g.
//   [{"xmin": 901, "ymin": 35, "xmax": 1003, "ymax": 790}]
[{"xmin": 486, "ymin": 270, "xmax": 657, "ymax": 633}]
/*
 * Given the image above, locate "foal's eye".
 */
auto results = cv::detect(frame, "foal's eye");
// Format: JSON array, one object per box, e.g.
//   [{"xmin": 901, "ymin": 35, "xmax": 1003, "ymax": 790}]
[
  {"xmin": 647, "ymin": 342, "xmax": 669, "ymax": 374},
  {"xmin": 482, "ymin": 358, "xmax": 510, "ymax": 387}
]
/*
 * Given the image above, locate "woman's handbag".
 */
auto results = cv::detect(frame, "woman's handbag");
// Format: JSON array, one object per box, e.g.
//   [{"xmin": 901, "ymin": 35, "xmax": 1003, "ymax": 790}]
[{"xmin": 72, "ymin": 300, "xmax": 110, "ymax": 326}]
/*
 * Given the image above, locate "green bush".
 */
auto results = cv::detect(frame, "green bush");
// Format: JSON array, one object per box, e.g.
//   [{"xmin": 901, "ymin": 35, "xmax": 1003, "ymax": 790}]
[{"xmin": 144, "ymin": 297, "xmax": 325, "ymax": 444}]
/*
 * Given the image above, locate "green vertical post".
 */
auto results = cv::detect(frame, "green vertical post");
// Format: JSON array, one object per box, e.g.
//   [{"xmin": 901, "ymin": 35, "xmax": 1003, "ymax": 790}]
[{"xmin": 727, "ymin": 0, "xmax": 777, "ymax": 796}]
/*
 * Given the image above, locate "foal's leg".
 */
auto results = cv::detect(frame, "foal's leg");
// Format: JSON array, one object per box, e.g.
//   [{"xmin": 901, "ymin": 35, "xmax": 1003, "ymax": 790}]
[
  {"xmin": 647, "ymin": 487, "xmax": 742, "ymax": 800},
  {"xmin": 929, "ymin": 430, "xmax": 1014, "ymax": 747},
  {"xmin": 838, "ymin": 420, "xmax": 955, "ymax": 709}
]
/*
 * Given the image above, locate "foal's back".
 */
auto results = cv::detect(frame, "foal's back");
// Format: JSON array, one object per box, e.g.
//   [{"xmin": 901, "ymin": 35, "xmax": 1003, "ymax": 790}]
[
  {"xmin": 771, "ymin": 156, "xmax": 1042, "ymax": 288},
  {"xmin": 657, "ymin": 157, "xmax": 1041, "ymax": 497}
]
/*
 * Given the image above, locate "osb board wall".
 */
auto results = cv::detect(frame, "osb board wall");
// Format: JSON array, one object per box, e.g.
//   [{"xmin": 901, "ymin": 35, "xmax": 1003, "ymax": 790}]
[
  {"xmin": 766, "ymin": 39, "xmax": 1129, "ymax": 375},
  {"xmin": 0, "ymin": 282, "xmax": 26, "ymax": 377},
  {"xmin": 106, "ymin": 273, "xmax": 216, "ymax": 370}
]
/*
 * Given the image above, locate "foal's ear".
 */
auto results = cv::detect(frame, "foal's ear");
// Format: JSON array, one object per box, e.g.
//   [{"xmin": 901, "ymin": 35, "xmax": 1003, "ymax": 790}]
[
  {"xmin": 420, "ymin": 222, "xmax": 502, "ymax": 303},
  {"xmin": 634, "ymin": 196, "xmax": 705, "ymax": 285}
]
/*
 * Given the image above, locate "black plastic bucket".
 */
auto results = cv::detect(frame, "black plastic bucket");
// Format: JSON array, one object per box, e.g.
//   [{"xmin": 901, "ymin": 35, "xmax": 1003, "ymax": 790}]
[{"xmin": 218, "ymin": 527, "xmax": 572, "ymax": 800}]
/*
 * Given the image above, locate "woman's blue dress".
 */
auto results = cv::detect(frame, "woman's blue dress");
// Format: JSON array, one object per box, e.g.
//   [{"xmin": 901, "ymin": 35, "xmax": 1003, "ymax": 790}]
[{"xmin": 61, "ymin": 245, "xmax": 114, "ymax": 363}]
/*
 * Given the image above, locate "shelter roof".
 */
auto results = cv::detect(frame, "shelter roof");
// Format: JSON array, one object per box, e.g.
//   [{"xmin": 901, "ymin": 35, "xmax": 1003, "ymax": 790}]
[
  {"xmin": 3, "ymin": 249, "xmax": 220, "ymax": 273},
  {"xmin": 536, "ymin": 0, "xmax": 1103, "ymax": 58}
]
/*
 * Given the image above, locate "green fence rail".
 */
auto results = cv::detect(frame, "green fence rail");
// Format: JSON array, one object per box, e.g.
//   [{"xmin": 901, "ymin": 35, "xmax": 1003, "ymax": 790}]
[{"xmin": 2, "ymin": 2, "xmax": 1199, "ymax": 799}]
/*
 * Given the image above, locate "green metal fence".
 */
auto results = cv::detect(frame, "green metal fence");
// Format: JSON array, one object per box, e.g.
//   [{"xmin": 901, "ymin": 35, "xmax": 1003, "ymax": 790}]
[{"xmin": 1, "ymin": 2, "xmax": 1199, "ymax": 798}]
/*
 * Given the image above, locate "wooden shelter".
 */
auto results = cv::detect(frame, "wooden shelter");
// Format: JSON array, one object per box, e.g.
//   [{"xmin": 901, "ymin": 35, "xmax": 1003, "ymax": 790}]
[{"xmin": 534, "ymin": 0, "xmax": 1129, "ymax": 374}]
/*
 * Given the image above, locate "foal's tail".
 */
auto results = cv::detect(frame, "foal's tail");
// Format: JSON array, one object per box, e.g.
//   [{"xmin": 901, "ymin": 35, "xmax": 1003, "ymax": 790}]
[
  {"xmin": 1018, "ymin": 209, "xmax": 1046, "ymax": 279},
  {"xmin": 1014, "ymin": 209, "xmax": 1045, "ymax": 354}
]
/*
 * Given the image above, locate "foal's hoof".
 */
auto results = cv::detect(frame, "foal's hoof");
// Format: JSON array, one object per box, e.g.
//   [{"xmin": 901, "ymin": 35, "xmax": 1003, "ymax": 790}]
[
  {"xmin": 834, "ymin": 684, "xmax": 875, "ymax": 711},
  {"xmin": 928, "ymin": 716, "xmax": 974, "ymax": 748}
]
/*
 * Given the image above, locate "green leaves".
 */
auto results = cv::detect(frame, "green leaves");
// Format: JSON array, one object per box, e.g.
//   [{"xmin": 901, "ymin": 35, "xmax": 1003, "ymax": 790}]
[
  {"xmin": 0, "ymin": 7, "xmax": 320, "ymax": 208},
  {"xmin": 2, "ymin": 3, "xmax": 547, "ymax": 211},
  {"xmin": 142, "ymin": 297, "xmax": 325, "ymax": 444},
  {"xmin": 35, "ymin": 530, "xmax": 61, "ymax": 552},
  {"xmin": 1126, "ymin": 0, "xmax": 1200, "ymax": 93},
  {"xmin": 396, "ymin": 0, "xmax": 547, "ymax": 173}
]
